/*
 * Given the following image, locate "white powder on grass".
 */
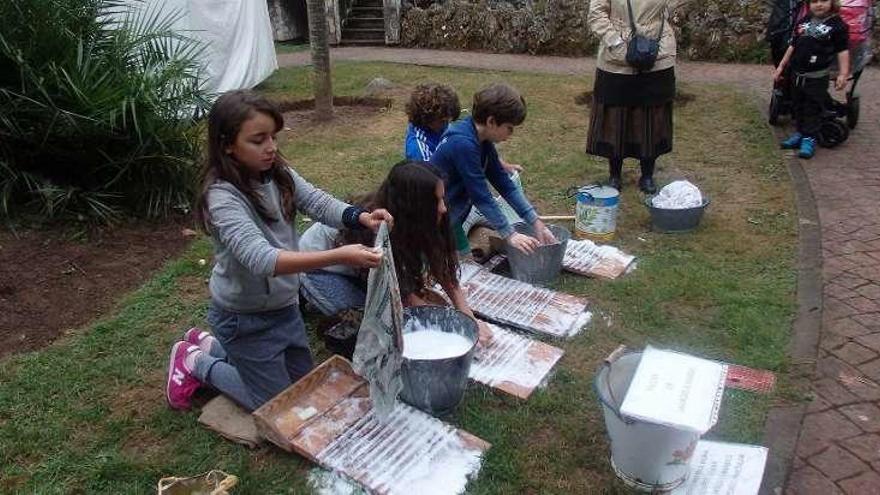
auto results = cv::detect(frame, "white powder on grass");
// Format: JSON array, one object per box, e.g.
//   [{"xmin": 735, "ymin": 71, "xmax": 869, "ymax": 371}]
[{"xmin": 308, "ymin": 468, "xmax": 365, "ymax": 495}]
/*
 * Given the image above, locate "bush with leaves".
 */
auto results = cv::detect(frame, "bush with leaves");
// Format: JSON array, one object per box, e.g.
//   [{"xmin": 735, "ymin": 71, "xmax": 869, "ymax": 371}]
[{"xmin": 0, "ymin": 0, "xmax": 211, "ymax": 222}]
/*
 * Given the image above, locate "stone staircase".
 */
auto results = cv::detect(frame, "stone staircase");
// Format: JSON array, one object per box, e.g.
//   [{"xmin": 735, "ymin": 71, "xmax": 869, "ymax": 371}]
[{"xmin": 341, "ymin": 0, "xmax": 385, "ymax": 45}]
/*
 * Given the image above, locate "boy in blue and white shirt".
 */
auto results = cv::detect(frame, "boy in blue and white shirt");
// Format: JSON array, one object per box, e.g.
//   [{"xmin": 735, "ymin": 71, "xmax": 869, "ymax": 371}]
[{"xmin": 404, "ymin": 83, "xmax": 461, "ymax": 161}]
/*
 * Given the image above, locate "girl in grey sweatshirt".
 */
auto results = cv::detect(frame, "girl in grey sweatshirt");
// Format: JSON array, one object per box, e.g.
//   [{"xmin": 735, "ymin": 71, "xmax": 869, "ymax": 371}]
[{"xmin": 165, "ymin": 90, "xmax": 392, "ymax": 412}]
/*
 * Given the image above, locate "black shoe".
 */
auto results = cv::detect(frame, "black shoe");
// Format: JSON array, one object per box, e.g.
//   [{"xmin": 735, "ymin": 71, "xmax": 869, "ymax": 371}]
[
  {"xmin": 638, "ymin": 176, "xmax": 657, "ymax": 194},
  {"xmin": 608, "ymin": 176, "xmax": 622, "ymax": 191}
]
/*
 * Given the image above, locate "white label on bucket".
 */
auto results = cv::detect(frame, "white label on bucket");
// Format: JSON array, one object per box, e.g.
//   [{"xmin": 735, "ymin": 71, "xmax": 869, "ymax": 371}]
[
  {"xmin": 619, "ymin": 346, "xmax": 727, "ymax": 433},
  {"xmin": 670, "ymin": 441, "xmax": 768, "ymax": 495},
  {"xmin": 576, "ymin": 201, "xmax": 617, "ymax": 235}
]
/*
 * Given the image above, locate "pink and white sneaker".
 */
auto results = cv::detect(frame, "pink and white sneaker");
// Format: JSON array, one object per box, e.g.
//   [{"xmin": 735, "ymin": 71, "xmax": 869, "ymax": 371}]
[
  {"xmin": 165, "ymin": 342, "xmax": 201, "ymax": 410},
  {"xmin": 183, "ymin": 327, "xmax": 212, "ymax": 350}
]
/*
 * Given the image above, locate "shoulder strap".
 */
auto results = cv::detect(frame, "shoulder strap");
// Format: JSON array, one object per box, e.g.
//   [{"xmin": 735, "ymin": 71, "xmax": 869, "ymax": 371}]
[
  {"xmin": 627, "ymin": 0, "xmax": 668, "ymax": 40},
  {"xmin": 626, "ymin": 0, "xmax": 638, "ymax": 35},
  {"xmin": 657, "ymin": 6, "xmax": 666, "ymax": 40}
]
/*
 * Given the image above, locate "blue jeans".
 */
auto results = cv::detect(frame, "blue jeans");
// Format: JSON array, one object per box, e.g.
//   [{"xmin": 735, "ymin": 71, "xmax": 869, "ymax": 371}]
[
  {"xmin": 193, "ymin": 304, "xmax": 314, "ymax": 412},
  {"xmin": 299, "ymin": 270, "xmax": 366, "ymax": 316}
]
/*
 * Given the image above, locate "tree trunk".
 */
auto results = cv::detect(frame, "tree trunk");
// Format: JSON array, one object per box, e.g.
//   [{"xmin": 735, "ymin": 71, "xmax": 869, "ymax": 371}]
[{"xmin": 306, "ymin": 0, "xmax": 333, "ymax": 120}]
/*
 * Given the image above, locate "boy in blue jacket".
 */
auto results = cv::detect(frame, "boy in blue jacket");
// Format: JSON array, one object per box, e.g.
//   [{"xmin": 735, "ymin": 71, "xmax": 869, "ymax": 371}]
[
  {"xmin": 404, "ymin": 83, "xmax": 461, "ymax": 161},
  {"xmin": 431, "ymin": 83, "xmax": 555, "ymax": 255}
]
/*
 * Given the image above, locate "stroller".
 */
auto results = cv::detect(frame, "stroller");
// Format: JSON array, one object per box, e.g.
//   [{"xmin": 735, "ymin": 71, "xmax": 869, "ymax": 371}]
[{"xmin": 766, "ymin": 0, "xmax": 875, "ymax": 147}]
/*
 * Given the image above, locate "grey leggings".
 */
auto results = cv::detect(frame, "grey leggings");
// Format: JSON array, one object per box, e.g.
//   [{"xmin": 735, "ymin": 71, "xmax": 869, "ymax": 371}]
[{"xmin": 193, "ymin": 304, "xmax": 314, "ymax": 412}]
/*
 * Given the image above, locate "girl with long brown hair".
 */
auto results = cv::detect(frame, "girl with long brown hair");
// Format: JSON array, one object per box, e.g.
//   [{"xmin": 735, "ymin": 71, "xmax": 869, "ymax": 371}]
[
  {"xmin": 299, "ymin": 160, "xmax": 493, "ymax": 342},
  {"xmin": 165, "ymin": 90, "xmax": 392, "ymax": 412}
]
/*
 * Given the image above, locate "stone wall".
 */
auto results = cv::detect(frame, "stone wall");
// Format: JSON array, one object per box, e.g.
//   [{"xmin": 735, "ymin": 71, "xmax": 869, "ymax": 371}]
[
  {"xmin": 401, "ymin": 0, "xmax": 879, "ymax": 64},
  {"xmin": 268, "ymin": 0, "xmax": 308, "ymax": 41}
]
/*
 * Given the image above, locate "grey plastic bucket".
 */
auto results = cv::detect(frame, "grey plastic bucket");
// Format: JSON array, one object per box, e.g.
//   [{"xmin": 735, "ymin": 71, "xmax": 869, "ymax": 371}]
[
  {"xmin": 594, "ymin": 348, "xmax": 700, "ymax": 492},
  {"xmin": 505, "ymin": 223, "xmax": 571, "ymax": 286},
  {"xmin": 399, "ymin": 306, "xmax": 478, "ymax": 416},
  {"xmin": 644, "ymin": 197, "xmax": 711, "ymax": 233}
]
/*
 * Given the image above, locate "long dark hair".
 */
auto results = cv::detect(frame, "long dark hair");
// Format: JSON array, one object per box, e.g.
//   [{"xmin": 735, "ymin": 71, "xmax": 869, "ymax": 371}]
[
  {"xmin": 196, "ymin": 90, "xmax": 295, "ymax": 232},
  {"xmin": 342, "ymin": 161, "xmax": 458, "ymax": 293}
]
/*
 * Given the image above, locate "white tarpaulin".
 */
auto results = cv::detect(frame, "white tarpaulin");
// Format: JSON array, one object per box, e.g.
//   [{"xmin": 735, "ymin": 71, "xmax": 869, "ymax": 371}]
[{"xmin": 122, "ymin": 0, "xmax": 277, "ymax": 94}]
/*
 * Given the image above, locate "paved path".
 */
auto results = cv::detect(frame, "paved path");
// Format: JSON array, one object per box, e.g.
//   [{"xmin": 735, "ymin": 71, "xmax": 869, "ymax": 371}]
[{"xmin": 280, "ymin": 47, "xmax": 880, "ymax": 493}]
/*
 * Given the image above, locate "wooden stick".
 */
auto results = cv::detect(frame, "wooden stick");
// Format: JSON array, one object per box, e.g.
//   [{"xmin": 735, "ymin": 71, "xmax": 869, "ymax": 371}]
[{"xmin": 539, "ymin": 215, "xmax": 575, "ymax": 221}]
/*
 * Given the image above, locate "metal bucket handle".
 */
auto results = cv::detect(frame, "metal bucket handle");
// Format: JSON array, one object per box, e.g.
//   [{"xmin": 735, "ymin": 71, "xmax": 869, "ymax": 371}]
[
  {"xmin": 600, "ymin": 345, "xmax": 636, "ymax": 425},
  {"xmin": 566, "ymin": 182, "xmax": 603, "ymax": 200}
]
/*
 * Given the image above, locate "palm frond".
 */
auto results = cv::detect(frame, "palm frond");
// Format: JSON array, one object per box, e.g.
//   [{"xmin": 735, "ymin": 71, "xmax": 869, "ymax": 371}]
[{"xmin": 0, "ymin": 0, "xmax": 209, "ymax": 222}]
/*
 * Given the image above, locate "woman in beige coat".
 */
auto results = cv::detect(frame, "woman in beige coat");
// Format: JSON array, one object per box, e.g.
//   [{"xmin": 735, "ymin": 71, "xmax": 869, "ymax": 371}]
[{"xmin": 587, "ymin": 0, "xmax": 687, "ymax": 193}]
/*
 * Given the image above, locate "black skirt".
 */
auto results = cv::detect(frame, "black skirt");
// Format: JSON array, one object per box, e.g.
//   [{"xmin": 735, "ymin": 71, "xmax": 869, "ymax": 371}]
[{"xmin": 586, "ymin": 68, "xmax": 675, "ymax": 161}]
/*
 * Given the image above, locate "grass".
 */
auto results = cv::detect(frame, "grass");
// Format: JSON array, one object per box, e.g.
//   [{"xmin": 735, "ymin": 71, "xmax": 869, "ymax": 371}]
[
  {"xmin": 275, "ymin": 41, "xmax": 310, "ymax": 54},
  {"xmin": 0, "ymin": 62, "xmax": 797, "ymax": 493}
]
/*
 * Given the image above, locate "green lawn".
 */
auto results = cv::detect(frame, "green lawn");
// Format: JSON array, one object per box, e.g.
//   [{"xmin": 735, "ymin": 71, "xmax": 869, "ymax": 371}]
[
  {"xmin": 275, "ymin": 41, "xmax": 310, "ymax": 54},
  {"xmin": 0, "ymin": 62, "xmax": 797, "ymax": 493}
]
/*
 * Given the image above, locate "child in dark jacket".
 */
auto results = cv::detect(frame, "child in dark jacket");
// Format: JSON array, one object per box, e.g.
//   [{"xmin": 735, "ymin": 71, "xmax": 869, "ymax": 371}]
[
  {"xmin": 774, "ymin": 0, "xmax": 850, "ymax": 159},
  {"xmin": 430, "ymin": 83, "xmax": 555, "ymax": 255}
]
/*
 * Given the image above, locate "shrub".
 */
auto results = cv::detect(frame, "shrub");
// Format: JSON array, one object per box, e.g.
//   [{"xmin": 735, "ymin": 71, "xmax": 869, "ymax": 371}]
[{"xmin": 0, "ymin": 0, "xmax": 211, "ymax": 222}]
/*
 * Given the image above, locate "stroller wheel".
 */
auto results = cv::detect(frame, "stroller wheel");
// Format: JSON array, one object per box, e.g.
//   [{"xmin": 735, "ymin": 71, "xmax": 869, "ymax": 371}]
[
  {"xmin": 847, "ymin": 95, "xmax": 860, "ymax": 129},
  {"xmin": 817, "ymin": 119, "xmax": 849, "ymax": 148},
  {"xmin": 769, "ymin": 91, "xmax": 781, "ymax": 125}
]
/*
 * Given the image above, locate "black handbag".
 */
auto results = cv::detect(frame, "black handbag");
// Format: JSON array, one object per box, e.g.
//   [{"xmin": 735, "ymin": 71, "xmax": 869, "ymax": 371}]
[{"xmin": 625, "ymin": 0, "xmax": 665, "ymax": 72}]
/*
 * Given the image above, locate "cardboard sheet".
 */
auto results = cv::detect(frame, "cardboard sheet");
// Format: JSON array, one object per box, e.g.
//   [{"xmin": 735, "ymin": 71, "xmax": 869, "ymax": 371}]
[
  {"xmin": 470, "ymin": 323, "xmax": 564, "ymax": 399},
  {"xmin": 198, "ymin": 395, "xmax": 262, "ymax": 449}
]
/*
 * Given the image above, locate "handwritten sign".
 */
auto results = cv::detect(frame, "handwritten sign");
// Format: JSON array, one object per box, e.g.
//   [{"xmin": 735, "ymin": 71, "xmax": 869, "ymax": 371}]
[
  {"xmin": 619, "ymin": 346, "xmax": 727, "ymax": 433},
  {"xmin": 671, "ymin": 441, "xmax": 768, "ymax": 495}
]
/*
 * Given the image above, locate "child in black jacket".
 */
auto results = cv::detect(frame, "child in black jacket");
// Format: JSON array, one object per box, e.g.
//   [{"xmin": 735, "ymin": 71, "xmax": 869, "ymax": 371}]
[{"xmin": 773, "ymin": 0, "xmax": 850, "ymax": 159}]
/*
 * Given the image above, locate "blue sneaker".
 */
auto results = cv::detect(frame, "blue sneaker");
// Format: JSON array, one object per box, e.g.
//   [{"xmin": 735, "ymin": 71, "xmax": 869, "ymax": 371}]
[
  {"xmin": 780, "ymin": 132, "xmax": 803, "ymax": 149},
  {"xmin": 798, "ymin": 137, "xmax": 816, "ymax": 159}
]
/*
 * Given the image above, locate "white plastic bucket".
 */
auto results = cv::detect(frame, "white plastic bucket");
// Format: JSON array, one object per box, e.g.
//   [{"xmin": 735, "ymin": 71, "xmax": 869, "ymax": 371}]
[
  {"xmin": 594, "ymin": 349, "xmax": 700, "ymax": 492},
  {"xmin": 575, "ymin": 185, "xmax": 619, "ymax": 241}
]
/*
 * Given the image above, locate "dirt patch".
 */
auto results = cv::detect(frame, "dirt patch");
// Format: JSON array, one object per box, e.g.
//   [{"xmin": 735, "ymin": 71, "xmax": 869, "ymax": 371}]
[
  {"xmin": 0, "ymin": 218, "xmax": 193, "ymax": 359},
  {"xmin": 175, "ymin": 275, "xmax": 210, "ymax": 305},
  {"xmin": 0, "ymin": 474, "xmax": 28, "ymax": 493},
  {"xmin": 281, "ymin": 106, "xmax": 393, "ymax": 132},
  {"xmin": 121, "ymin": 427, "xmax": 170, "ymax": 464},
  {"xmin": 274, "ymin": 95, "xmax": 393, "ymax": 112},
  {"xmin": 109, "ymin": 373, "xmax": 165, "ymax": 422},
  {"xmin": 275, "ymin": 96, "xmax": 395, "ymax": 132},
  {"xmin": 574, "ymin": 90, "xmax": 696, "ymax": 107}
]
